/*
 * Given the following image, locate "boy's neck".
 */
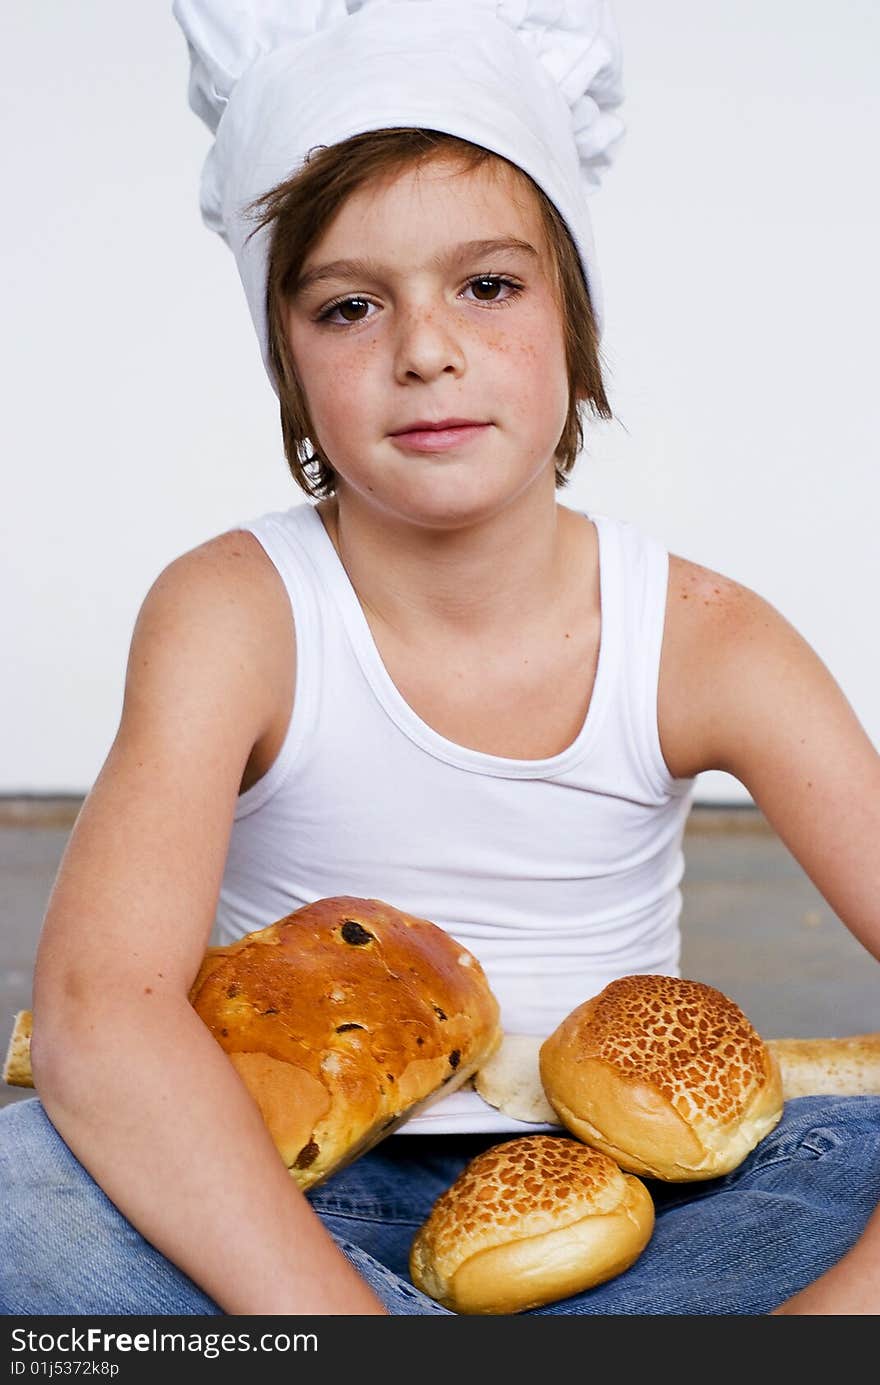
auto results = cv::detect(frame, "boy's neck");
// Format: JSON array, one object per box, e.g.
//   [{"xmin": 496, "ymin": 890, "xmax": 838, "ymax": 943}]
[{"xmin": 314, "ymin": 486, "xmax": 590, "ymax": 648}]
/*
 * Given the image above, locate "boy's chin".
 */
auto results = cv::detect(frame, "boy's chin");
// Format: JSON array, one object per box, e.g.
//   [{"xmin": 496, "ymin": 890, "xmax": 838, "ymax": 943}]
[
  {"xmin": 372, "ymin": 466, "xmax": 552, "ymax": 528},
  {"xmin": 387, "ymin": 490, "xmax": 523, "ymax": 531}
]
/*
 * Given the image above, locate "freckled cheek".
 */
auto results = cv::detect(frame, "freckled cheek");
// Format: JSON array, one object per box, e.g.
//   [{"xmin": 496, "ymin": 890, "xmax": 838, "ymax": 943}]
[
  {"xmin": 488, "ymin": 333, "xmax": 568, "ymax": 423},
  {"xmin": 302, "ymin": 347, "xmax": 379, "ymax": 434}
]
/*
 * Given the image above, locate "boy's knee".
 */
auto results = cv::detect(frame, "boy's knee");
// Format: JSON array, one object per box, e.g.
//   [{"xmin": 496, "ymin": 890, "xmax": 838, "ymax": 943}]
[
  {"xmin": 0, "ymin": 1098, "xmax": 221, "ymax": 1315},
  {"xmin": 737, "ymin": 1093, "xmax": 880, "ymax": 1187},
  {"xmin": 781, "ymin": 1092, "xmax": 880, "ymax": 1141}
]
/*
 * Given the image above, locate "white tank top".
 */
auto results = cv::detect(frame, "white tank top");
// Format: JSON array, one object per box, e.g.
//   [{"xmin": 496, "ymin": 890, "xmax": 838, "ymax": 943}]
[{"xmin": 214, "ymin": 501, "xmax": 697, "ymax": 1133}]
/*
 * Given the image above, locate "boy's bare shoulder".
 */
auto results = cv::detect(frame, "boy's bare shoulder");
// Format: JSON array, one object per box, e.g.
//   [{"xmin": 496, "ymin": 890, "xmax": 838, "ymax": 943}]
[
  {"xmin": 147, "ymin": 528, "xmax": 293, "ymax": 648},
  {"xmin": 659, "ymin": 553, "xmax": 790, "ymax": 780},
  {"xmin": 128, "ymin": 526, "xmax": 295, "ymax": 745},
  {"xmin": 665, "ymin": 552, "xmax": 766, "ymax": 628},
  {"xmin": 154, "ymin": 527, "xmax": 283, "ymax": 601}
]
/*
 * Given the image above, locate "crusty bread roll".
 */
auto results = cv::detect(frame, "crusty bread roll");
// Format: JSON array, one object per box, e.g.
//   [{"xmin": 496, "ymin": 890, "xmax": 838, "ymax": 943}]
[
  {"xmin": 409, "ymin": 1134, "xmax": 654, "ymax": 1313},
  {"xmin": 539, "ymin": 975, "xmax": 784, "ymax": 1180},
  {"xmin": 6, "ymin": 897, "xmax": 501, "ymax": 1190}
]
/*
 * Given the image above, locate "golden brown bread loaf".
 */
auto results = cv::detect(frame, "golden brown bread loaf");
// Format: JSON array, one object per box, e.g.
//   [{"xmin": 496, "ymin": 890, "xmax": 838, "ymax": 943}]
[
  {"xmin": 539, "ymin": 974, "xmax": 784, "ymax": 1180},
  {"xmin": 409, "ymin": 1134, "xmax": 654, "ymax": 1313},
  {"xmin": 187, "ymin": 896, "xmax": 502, "ymax": 1188},
  {"xmin": 5, "ymin": 897, "xmax": 501, "ymax": 1190}
]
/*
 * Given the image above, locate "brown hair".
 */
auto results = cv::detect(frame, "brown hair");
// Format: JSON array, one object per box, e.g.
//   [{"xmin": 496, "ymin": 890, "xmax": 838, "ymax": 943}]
[{"xmin": 244, "ymin": 127, "xmax": 612, "ymax": 500}]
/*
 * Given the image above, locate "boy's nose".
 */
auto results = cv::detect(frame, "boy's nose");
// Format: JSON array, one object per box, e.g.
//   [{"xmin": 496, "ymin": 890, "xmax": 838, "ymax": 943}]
[{"xmin": 391, "ymin": 308, "xmax": 468, "ymax": 384}]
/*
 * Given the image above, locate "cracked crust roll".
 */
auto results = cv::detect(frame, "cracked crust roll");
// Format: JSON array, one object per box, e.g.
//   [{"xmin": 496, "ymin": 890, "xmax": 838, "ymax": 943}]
[
  {"xmin": 188, "ymin": 896, "xmax": 502, "ymax": 1190},
  {"xmin": 539, "ymin": 974, "xmax": 784, "ymax": 1181},
  {"xmin": 409, "ymin": 1134, "xmax": 654, "ymax": 1314}
]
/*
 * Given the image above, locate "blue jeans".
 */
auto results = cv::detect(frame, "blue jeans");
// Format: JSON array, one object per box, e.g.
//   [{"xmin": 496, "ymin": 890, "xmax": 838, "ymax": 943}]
[{"xmin": 1, "ymin": 1095, "xmax": 878, "ymax": 1315}]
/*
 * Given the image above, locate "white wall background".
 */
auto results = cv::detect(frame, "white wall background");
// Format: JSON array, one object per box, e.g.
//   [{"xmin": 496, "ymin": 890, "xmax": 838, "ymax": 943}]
[{"xmin": 2, "ymin": 1, "xmax": 878, "ymax": 801}]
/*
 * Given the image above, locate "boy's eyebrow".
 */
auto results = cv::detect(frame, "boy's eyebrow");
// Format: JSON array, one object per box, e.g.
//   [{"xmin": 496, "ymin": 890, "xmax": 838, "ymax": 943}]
[{"xmin": 292, "ymin": 237, "xmax": 540, "ymax": 298}]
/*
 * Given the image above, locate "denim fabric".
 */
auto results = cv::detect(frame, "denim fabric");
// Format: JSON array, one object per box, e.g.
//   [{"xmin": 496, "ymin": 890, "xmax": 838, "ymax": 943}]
[{"xmin": 1, "ymin": 1095, "xmax": 878, "ymax": 1315}]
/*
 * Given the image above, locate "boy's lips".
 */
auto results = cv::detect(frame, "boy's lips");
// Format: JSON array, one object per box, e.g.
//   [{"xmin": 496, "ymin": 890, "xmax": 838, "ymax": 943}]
[
  {"xmin": 390, "ymin": 417, "xmax": 486, "ymax": 434},
  {"xmin": 389, "ymin": 421, "xmax": 492, "ymax": 453}
]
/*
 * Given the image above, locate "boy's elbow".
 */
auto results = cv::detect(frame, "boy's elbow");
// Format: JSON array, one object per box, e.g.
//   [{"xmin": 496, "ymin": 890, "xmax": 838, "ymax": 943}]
[
  {"xmin": 28, "ymin": 978, "xmax": 98, "ymax": 1098},
  {"xmin": 28, "ymin": 968, "xmax": 189, "ymax": 1100},
  {"xmin": 28, "ymin": 1024, "xmax": 66, "ymax": 1100}
]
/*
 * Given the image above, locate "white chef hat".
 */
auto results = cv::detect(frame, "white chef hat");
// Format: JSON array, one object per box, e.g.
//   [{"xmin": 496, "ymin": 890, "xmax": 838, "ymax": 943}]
[{"xmin": 172, "ymin": 0, "xmax": 625, "ymax": 394}]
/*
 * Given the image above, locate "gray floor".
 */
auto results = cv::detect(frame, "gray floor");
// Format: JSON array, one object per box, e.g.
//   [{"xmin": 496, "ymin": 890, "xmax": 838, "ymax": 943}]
[{"xmin": 2, "ymin": 806, "xmax": 879, "ymax": 1110}]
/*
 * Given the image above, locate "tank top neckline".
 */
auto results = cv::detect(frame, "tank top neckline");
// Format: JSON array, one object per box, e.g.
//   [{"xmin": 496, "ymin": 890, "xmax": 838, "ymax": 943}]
[{"xmin": 298, "ymin": 501, "xmax": 619, "ymax": 779}]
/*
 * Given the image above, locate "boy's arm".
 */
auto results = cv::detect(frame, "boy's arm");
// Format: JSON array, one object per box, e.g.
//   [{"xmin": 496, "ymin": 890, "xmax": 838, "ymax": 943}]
[
  {"xmin": 664, "ymin": 563, "xmax": 880, "ymax": 1314},
  {"xmin": 30, "ymin": 532, "xmax": 388, "ymax": 1315}
]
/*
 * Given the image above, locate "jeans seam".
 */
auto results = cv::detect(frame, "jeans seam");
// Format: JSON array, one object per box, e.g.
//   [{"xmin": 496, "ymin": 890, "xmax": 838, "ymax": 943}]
[
  {"xmin": 741, "ymin": 1135, "xmax": 843, "ymax": 1175},
  {"xmin": 310, "ymin": 1206, "xmax": 423, "ymax": 1227}
]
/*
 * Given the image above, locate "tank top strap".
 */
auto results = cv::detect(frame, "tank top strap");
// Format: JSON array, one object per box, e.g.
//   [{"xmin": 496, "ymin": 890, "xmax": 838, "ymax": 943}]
[
  {"xmin": 589, "ymin": 510, "xmax": 686, "ymax": 799},
  {"xmin": 229, "ymin": 505, "xmax": 325, "ymax": 817}
]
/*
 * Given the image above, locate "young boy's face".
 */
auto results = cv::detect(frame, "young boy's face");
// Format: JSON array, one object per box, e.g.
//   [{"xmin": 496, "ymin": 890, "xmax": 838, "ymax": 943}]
[{"xmin": 285, "ymin": 155, "xmax": 570, "ymax": 528}]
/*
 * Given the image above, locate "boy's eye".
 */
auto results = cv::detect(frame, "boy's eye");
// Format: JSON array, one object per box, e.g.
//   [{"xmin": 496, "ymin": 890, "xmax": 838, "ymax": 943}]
[
  {"xmin": 315, "ymin": 274, "xmax": 524, "ymax": 326},
  {"xmin": 465, "ymin": 275, "xmax": 522, "ymax": 305},
  {"xmin": 317, "ymin": 295, "xmax": 375, "ymax": 325}
]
